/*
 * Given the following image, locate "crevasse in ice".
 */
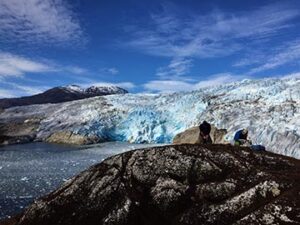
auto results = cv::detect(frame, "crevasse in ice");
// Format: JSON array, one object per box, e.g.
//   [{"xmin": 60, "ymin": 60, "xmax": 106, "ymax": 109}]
[{"xmin": 2, "ymin": 77, "xmax": 299, "ymax": 158}]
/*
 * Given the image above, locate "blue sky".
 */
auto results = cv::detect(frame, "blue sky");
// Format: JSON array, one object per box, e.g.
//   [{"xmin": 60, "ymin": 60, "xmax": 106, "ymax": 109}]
[{"xmin": 1, "ymin": 0, "xmax": 300, "ymax": 97}]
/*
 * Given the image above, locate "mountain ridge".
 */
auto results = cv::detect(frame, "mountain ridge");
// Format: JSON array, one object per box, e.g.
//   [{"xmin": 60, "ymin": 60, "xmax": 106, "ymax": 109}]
[
  {"xmin": 0, "ymin": 85, "xmax": 128, "ymax": 109},
  {"xmin": 0, "ymin": 77, "xmax": 299, "ymax": 158}
]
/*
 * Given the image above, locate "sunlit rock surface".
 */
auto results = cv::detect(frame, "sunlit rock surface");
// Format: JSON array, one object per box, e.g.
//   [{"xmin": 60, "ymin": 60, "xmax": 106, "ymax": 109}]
[
  {"xmin": 0, "ymin": 78, "xmax": 299, "ymax": 158},
  {"xmin": 10, "ymin": 144, "xmax": 300, "ymax": 225},
  {"xmin": 173, "ymin": 126, "xmax": 227, "ymax": 144},
  {"xmin": 46, "ymin": 131, "xmax": 100, "ymax": 145}
]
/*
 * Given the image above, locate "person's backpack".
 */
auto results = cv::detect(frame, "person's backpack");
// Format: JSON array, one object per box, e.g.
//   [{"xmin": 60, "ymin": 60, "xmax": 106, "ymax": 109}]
[
  {"xmin": 199, "ymin": 121, "xmax": 211, "ymax": 135},
  {"xmin": 251, "ymin": 145, "xmax": 266, "ymax": 151}
]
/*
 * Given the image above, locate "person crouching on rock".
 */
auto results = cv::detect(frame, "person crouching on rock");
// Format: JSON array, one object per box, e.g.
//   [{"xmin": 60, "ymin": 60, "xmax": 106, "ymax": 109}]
[
  {"xmin": 199, "ymin": 121, "xmax": 213, "ymax": 144},
  {"xmin": 234, "ymin": 129, "xmax": 252, "ymax": 146}
]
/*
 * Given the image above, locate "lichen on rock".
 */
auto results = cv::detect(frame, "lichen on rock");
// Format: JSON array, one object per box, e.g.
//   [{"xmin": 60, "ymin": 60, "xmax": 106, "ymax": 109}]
[{"xmin": 4, "ymin": 144, "xmax": 299, "ymax": 225}]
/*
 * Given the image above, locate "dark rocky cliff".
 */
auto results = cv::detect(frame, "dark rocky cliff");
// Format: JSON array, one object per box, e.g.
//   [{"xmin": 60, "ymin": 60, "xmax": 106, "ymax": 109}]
[
  {"xmin": 2, "ymin": 144, "xmax": 300, "ymax": 225},
  {"xmin": 0, "ymin": 85, "xmax": 128, "ymax": 109}
]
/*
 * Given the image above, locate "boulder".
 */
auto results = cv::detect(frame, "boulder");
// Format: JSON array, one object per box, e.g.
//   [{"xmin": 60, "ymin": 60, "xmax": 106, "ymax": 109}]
[
  {"xmin": 0, "ymin": 118, "xmax": 40, "ymax": 146},
  {"xmin": 8, "ymin": 144, "xmax": 300, "ymax": 225},
  {"xmin": 173, "ymin": 126, "xmax": 227, "ymax": 144},
  {"xmin": 46, "ymin": 131, "xmax": 100, "ymax": 145}
]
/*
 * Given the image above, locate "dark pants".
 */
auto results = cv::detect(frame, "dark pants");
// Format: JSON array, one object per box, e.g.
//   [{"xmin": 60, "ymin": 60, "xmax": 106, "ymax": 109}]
[{"xmin": 203, "ymin": 135, "xmax": 212, "ymax": 144}]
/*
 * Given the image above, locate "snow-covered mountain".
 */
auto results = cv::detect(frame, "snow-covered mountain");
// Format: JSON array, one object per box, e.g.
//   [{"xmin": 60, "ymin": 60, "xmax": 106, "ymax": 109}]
[
  {"xmin": 0, "ymin": 77, "xmax": 299, "ymax": 158},
  {"xmin": 64, "ymin": 85, "xmax": 129, "ymax": 95},
  {"xmin": 0, "ymin": 85, "xmax": 128, "ymax": 109}
]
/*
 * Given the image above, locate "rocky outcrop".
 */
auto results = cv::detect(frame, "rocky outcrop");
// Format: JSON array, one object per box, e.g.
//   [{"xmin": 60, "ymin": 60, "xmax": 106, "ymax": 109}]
[
  {"xmin": 173, "ymin": 126, "xmax": 228, "ymax": 144},
  {"xmin": 8, "ymin": 144, "xmax": 300, "ymax": 225},
  {"xmin": 0, "ymin": 114, "xmax": 102, "ymax": 146},
  {"xmin": 0, "ymin": 118, "xmax": 102, "ymax": 146},
  {"xmin": 0, "ymin": 134, "xmax": 35, "ymax": 145},
  {"xmin": 0, "ymin": 118, "xmax": 40, "ymax": 146},
  {"xmin": 0, "ymin": 85, "xmax": 128, "ymax": 109},
  {"xmin": 46, "ymin": 131, "xmax": 100, "ymax": 145}
]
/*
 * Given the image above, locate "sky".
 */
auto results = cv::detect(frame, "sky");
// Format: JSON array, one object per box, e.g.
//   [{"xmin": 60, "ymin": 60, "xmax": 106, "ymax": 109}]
[{"xmin": 1, "ymin": 0, "xmax": 300, "ymax": 97}]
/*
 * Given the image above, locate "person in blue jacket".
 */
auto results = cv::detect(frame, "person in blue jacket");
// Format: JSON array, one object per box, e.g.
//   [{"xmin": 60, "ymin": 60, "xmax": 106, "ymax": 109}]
[{"xmin": 234, "ymin": 129, "xmax": 252, "ymax": 146}]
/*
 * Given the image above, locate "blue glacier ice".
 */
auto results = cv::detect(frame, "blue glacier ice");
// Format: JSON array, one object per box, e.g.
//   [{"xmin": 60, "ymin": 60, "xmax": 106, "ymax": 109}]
[{"xmin": 1, "ymin": 77, "xmax": 300, "ymax": 158}]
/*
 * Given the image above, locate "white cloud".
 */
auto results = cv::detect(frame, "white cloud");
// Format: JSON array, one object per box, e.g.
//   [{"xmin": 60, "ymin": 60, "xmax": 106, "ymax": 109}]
[
  {"xmin": 248, "ymin": 41, "xmax": 300, "ymax": 74},
  {"xmin": 107, "ymin": 68, "xmax": 119, "ymax": 75},
  {"xmin": 144, "ymin": 73, "xmax": 246, "ymax": 93},
  {"xmin": 0, "ymin": 0, "xmax": 85, "ymax": 45},
  {"xmin": 0, "ymin": 89, "xmax": 16, "ymax": 98},
  {"xmin": 0, "ymin": 52, "xmax": 52, "ymax": 77},
  {"xmin": 0, "ymin": 52, "xmax": 97, "ymax": 78},
  {"xmin": 126, "ymin": 2, "xmax": 299, "ymax": 59},
  {"xmin": 233, "ymin": 50, "xmax": 266, "ymax": 67},
  {"xmin": 281, "ymin": 72, "xmax": 300, "ymax": 79},
  {"xmin": 0, "ymin": 80, "xmax": 49, "ymax": 98},
  {"xmin": 65, "ymin": 66, "xmax": 88, "ymax": 75},
  {"xmin": 63, "ymin": 66, "xmax": 120, "ymax": 76},
  {"xmin": 99, "ymin": 67, "xmax": 119, "ymax": 75},
  {"xmin": 9, "ymin": 83, "xmax": 48, "ymax": 95},
  {"xmin": 156, "ymin": 58, "xmax": 192, "ymax": 80}
]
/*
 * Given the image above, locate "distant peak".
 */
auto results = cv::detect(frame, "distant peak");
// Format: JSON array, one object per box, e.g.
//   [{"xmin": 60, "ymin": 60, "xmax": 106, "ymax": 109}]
[
  {"xmin": 64, "ymin": 85, "xmax": 84, "ymax": 93},
  {"xmin": 0, "ymin": 84, "xmax": 128, "ymax": 109},
  {"xmin": 60, "ymin": 84, "xmax": 128, "ymax": 95},
  {"xmin": 84, "ymin": 85, "xmax": 128, "ymax": 94}
]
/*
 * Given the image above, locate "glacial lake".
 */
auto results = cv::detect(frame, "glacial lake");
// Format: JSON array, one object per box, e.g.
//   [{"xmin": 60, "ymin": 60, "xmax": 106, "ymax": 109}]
[{"xmin": 0, "ymin": 142, "xmax": 161, "ymax": 220}]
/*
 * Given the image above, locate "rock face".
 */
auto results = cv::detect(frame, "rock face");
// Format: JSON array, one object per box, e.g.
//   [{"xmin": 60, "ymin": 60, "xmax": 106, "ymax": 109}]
[
  {"xmin": 0, "ymin": 78, "xmax": 299, "ymax": 158},
  {"xmin": 173, "ymin": 126, "xmax": 227, "ymax": 144},
  {"xmin": 0, "ymin": 118, "xmax": 40, "ymax": 146},
  {"xmin": 46, "ymin": 131, "xmax": 101, "ymax": 145},
  {"xmin": 12, "ymin": 144, "xmax": 300, "ymax": 225},
  {"xmin": 0, "ymin": 85, "xmax": 128, "ymax": 109}
]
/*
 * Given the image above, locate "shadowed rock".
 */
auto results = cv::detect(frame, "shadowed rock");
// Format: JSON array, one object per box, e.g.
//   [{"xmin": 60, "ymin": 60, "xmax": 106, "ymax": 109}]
[
  {"xmin": 0, "ymin": 118, "xmax": 40, "ymax": 146},
  {"xmin": 4, "ymin": 144, "xmax": 300, "ymax": 225},
  {"xmin": 0, "ymin": 85, "xmax": 128, "ymax": 109}
]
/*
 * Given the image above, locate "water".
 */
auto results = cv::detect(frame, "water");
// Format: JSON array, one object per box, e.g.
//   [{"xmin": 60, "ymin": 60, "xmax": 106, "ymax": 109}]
[{"xmin": 0, "ymin": 142, "xmax": 160, "ymax": 220}]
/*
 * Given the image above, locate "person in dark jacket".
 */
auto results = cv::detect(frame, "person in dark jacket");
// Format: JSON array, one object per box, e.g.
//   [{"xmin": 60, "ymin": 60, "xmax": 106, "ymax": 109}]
[
  {"xmin": 234, "ymin": 129, "xmax": 252, "ymax": 146},
  {"xmin": 199, "ymin": 121, "xmax": 212, "ymax": 144}
]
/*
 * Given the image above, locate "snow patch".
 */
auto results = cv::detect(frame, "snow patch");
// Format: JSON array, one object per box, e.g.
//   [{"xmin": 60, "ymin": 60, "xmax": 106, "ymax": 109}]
[{"xmin": 1, "ymin": 77, "xmax": 299, "ymax": 158}]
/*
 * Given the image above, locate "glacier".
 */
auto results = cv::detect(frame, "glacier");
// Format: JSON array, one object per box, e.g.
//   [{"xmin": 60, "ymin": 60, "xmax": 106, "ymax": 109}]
[{"xmin": 1, "ymin": 77, "xmax": 299, "ymax": 158}]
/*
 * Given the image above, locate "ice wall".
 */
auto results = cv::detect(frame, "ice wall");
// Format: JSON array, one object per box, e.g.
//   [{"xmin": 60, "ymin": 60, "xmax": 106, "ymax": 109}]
[{"xmin": 1, "ymin": 77, "xmax": 299, "ymax": 158}]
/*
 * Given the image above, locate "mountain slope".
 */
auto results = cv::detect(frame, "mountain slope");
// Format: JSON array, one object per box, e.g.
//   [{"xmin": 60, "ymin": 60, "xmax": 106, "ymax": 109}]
[
  {"xmin": 0, "ymin": 77, "xmax": 299, "ymax": 158},
  {"xmin": 0, "ymin": 85, "xmax": 128, "ymax": 109}
]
